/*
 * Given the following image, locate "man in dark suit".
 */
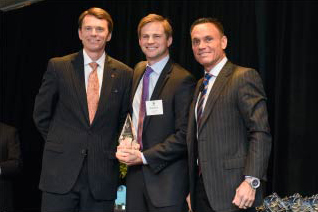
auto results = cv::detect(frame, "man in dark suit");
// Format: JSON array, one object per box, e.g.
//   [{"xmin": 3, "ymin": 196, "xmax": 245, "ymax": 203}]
[
  {"xmin": 0, "ymin": 122, "xmax": 22, "ymax": 212},
  {"xmin": 187, "ymin": 18, "xmax": 272, "ymax": 212},
  {"xmin": 33, "ymin": 7, "xmax": 132, "ymax": 212},
  {"xmin": 116, "ymin": 14, "xmax": 196, "ymax": 212}
]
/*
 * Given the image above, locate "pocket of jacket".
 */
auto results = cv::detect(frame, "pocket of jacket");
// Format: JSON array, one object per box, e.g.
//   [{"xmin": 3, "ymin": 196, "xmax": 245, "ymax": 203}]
[
  {"xmin": 44, "ymin": 142, "xmax": 64, "ymax": 153},
  {"xmin": 223, "ymin": 156, "xmax": 246, "ymax": 169}
]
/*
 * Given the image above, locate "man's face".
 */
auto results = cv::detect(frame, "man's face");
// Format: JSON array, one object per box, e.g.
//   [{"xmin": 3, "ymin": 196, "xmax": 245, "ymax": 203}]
[
  {"xmin": 78, "ymin": 15, "xmax": 111, "ymax": 55},
  {"xmin": 139, "ymin": 22, "xmax": 172, "ymax": 65},
  {"xmin": 191, "ymin": 23, "xmax": 227, "ymax": 71}
]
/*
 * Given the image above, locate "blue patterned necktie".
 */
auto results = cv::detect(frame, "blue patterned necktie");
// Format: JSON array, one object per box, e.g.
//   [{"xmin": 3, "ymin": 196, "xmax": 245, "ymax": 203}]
[
  {"xmin": 196, "ymin": 73, "xmax": 212, "ymax": 127},
  {"xmin": 137, "ymin": 66, "xmax": 153, "ymax": 150}
]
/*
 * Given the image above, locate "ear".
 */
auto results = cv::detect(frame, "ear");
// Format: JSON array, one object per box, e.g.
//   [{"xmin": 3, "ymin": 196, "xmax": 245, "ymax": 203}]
[
  {"xmin": 167, "ymin": 36, "xmax": 172, "ymax": 47},
  {"xmin": 138, "ymin": 37, "xmax": 142, "ymax": 47},
  {"xmin": 221, "ymin": 35, "xmax": 227, "ymax": 50},
  {"xmin": 78, "ymin": 28, "xmax": 82, "ymax": 40},
  {"xmin": 106, "ymin": 32, "xmax": 112, "ymax": 42}
]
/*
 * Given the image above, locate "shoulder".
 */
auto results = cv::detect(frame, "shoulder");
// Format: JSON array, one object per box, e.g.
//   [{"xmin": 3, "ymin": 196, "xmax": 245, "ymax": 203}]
[
  {"xmin": 0, "ymin": 122, "xmax": 17, "ymax": 135},
  {"xmin": 134, "ymin": 61, "xmax": 147, "ymax": 70},
  {"xmin": 49, "ymin": 52, "xmax": 79, "ymax": 64},
  {"xmin": 107, "ymin": 55, "xmax": 133, "ymax": 73},
  {"xmin": 171, "ymin": 62, "xmax": 195, "ymax": 82},
  {"xmin": 228, "ymin": 62, "xmax": 261, "ymax": 81}
]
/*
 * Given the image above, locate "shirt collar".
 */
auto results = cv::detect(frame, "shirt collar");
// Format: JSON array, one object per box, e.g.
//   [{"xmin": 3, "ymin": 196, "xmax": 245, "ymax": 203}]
[
  {"xmin": 147, "ymin": 55, "xmax": 170, "ymax": 75},
  {"xmin": 205, "ymin": 57, "xmax": 228, "ymax": 77},
  {"xmin": 83, "ymin": 49, "xmax": 106, "ymax": 67}
]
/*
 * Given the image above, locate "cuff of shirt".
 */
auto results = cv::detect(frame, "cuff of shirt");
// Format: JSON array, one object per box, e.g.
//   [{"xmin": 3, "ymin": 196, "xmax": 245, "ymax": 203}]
[
  {"xmin": 245, "ymin": 176, "xmax": 259, "ymax": 181},
  {"xmin": 141, "ymin": 153, "xmax": 148, "ymax": 164}
]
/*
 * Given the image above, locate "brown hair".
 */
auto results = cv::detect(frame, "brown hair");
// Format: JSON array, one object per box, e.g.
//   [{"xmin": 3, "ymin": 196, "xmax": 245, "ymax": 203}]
[
  {"xmin": 137, "ymin": 14, "xmax": 172, "ymax": 38},
  {"xmin": 78, "ymin": 7, "xmax": 113, "ymax": 33},
  {"xmin": 190, "ymin": 17, "xmax": 224, "ymax": 36}
]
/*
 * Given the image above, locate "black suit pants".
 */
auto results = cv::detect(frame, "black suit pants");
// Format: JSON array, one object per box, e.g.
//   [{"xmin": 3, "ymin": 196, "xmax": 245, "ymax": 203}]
[
  {"xmin": 126, "ymin": 165, "xmax": 187, "ymax": 212},
  {"xmin": 41, "ymin": 157, "xmax": 114, "ymax": 212}
]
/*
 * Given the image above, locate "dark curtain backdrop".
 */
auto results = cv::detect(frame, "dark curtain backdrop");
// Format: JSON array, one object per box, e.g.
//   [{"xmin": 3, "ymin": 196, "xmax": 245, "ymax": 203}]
[{"xmin": 1, "ymin": 0, "xmax": 317, "ymax": 211}]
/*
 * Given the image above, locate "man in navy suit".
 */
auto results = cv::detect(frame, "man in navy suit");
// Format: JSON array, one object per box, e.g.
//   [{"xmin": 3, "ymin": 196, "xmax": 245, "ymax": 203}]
[
  {"xmin": 116, "ymin": 14, "xmax": 196, "ymax": 212},
  {"xmin": 33, "ymin": 7, "xmax": 132, "ymax": 212}
]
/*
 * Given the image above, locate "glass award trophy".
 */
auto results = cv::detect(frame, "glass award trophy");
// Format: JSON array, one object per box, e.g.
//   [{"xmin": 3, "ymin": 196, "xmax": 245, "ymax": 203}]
[{"xmin": 118, "ymin": 114, "xmax": 139, "ymax": 150}]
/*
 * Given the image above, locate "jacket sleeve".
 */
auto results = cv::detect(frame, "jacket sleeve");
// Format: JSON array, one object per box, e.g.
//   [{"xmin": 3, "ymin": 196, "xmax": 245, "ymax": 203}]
[
  {"xmin": 237, "ymin": 69, "xmax": 272, "ymax": 180},
  {"xmin": 33, "ymin": 59, "xmax": 59, "ymax": 140}
]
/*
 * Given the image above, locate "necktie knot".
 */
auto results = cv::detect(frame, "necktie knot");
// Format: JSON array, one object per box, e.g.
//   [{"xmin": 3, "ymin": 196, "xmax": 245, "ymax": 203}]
[
  {"xmin": 145, "ymin": 66, "xmax": 154, "ymax": 78},
  {"xmin": 89, "ymin": 62, "xmax": 98, "ymax": 71},
  {"xmin": 203, "ymin": 73, "xmax": 212, "ymax": 86}
]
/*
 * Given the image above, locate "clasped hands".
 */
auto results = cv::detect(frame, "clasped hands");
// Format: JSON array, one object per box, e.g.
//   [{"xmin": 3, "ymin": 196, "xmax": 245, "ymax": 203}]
[{"xmin": 116, "ymin": 137, "xmax": 143, "ymax": 166}]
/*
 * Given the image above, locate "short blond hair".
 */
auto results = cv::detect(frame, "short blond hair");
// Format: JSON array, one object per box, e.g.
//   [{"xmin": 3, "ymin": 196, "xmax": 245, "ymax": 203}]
[{"xmin": 137, "ymin": 14, "xmax": 172, "ymax": 38}]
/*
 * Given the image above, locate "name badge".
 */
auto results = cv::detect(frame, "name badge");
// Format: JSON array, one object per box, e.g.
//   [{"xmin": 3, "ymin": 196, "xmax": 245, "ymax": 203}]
[{"xmin": 146, "ymin": 100, "xmax": 163, "ymax": 116}]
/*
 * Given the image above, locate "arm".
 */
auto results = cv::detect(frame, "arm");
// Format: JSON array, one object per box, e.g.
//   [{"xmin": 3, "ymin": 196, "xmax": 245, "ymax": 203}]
[
  {"xmin": 142, "ymin": 74, "xmax": 196, "ymax": 172},
  {"xmin": 117, "ymin": 68, "xmax": 133, "ymax": 138},
  {"xmin": 232, "ymin": 68, "xmax": 272, "ymax": 208},
  {"xmin": 0, "ymin": 127, "xmax": 22, "ymax": 177},
  {"xmin": 33, "ymin": 59, "xmax": 59, "ymax": 140}
]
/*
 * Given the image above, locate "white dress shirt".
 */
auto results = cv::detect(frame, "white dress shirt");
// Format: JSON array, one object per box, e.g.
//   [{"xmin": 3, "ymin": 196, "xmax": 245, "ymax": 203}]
[
  {"xmin": 195, "ymin": 57, "xmax": 228, "ymax": 120},
  {"xmin": 83, "ymin": 49, "xmax": 105, "ymax": 96},
  {"xmin": 132, "ymin": 55, "xmax": 170, "ymax": 164}
]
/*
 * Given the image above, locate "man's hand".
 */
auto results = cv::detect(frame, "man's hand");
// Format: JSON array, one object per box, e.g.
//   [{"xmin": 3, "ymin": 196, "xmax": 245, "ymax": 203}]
[
  {"xmin": 116, "ymin": 148, "xmax": 143, "ymax": 166},
  {"xmin": 186, "ymin": 193, "xmax": 192, "ymax": 212},
  {"xmin": 232, "ymin": 181, "xmax": 256, "ymax": 209}
]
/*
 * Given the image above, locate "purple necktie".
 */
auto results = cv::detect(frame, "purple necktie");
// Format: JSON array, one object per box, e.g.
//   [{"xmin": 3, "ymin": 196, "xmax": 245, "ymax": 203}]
[{"xmin": 137, "ymin": 66, "xmax": 153, "ymax": 150}]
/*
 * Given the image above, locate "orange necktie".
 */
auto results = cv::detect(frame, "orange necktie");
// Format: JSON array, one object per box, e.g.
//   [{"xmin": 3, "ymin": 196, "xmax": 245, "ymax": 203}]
[{"xmin": 87, "ymin": 62, "xmax": 99, "ymax": 124}]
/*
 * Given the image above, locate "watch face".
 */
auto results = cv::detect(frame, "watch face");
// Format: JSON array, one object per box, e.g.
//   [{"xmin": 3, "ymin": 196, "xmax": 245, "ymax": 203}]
[{"xmin": 252, "ymin": 179, "xmax": 260, "ymax": 187}]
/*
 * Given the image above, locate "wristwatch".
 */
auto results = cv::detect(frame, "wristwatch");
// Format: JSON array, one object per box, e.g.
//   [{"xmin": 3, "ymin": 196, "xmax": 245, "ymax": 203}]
[{"xmin": 245, "ymin": 177, "xmax": 260, "ymax": 189}]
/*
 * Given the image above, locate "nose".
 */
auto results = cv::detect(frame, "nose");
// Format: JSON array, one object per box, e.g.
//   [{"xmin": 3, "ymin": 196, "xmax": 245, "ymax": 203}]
[
  {"xmin": 198, "ymin": 40, "xmax": 206, "ymax": 49},
  {"xmin": 91, "ymin": 28, "xmax": 97, "ymax": 36},
  {"xmin": 147, "ymin": 36, "xmax": 154, "ymax": 44}
]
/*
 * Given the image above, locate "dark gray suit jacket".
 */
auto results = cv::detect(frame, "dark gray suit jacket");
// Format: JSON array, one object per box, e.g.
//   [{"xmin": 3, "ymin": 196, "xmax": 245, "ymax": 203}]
[
  {"xmin": 187, "ymin": 61, "xmax": 272, "ymax": 212},
  {"xmin": 126, "ymin": 59, "xmax": 196, "ymax": 207},
  {"xmin": 33, "ymin": 50, "xmax": 132, "ymax": 200},
  {"xmin": 0, "ymin": 122, "xmax": 22, "ymax": 211}
]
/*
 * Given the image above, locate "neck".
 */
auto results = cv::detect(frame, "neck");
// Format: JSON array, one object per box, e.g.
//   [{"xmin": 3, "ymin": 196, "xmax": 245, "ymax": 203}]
[
  {"xmin": 147, "ymin": 52, "xmax": 169, "ymax": 66},
  {"xmin": 204, "ymin": 54, "xmax": 225, "ymax": 72},
  {"xmin": 85, "ymin": 50, "xmax": 104, "ymax": 61}
]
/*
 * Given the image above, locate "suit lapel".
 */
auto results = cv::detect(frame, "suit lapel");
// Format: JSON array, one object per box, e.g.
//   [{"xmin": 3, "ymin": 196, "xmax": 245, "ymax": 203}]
[
  {"xmin": 131, "ymin": 62, "xmax": 146, "ymax": 105},
  {"xmin": 70, "ymin": 51, "xmax": 90, "ymax": 125},
  {"xmin": 198, "ymin": 61, "xmax": 234, "ymax": 133},
  {"xmin": 142, "ymin": 59, "xmax": 173, "ymax": 132}
]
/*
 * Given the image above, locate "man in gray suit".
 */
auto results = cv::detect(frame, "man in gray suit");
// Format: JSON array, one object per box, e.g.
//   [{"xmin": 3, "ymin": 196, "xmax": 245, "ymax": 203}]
[
  {"xmin": 187, "ymin": 18, "xmax": 272, "ymax": 212},
  {"xmin": 33, "ymin": 7, "xmax": 132, "ymax": 212}
]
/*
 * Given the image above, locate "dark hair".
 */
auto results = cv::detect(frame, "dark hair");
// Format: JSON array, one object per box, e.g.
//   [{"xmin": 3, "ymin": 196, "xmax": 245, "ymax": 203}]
[
  {"xmin": 190, "ymin": 17, "xmax": 224, "ymax": 36},
  {"xmin": 78, "ymin": 7, "xmax": 113, "ymax": 33},
  {"xmin": 138, "ymin": 14, "xmax": 172, "ymax": 38}
]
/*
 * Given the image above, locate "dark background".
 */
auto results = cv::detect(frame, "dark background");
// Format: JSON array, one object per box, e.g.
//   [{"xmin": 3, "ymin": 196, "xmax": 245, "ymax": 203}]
[{"xmin": 1, "ymin": 0, "xmax": 318, "ymax": 211}]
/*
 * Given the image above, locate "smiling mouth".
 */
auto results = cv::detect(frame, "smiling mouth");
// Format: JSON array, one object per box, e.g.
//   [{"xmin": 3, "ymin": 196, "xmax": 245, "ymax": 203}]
[
  {"xmin": 199, "ymin": 52, "xmax": 210, "ymax": 55},
  {"xmin": 88, "ymin": 39, "xmax": 100, "ymax": 44}
]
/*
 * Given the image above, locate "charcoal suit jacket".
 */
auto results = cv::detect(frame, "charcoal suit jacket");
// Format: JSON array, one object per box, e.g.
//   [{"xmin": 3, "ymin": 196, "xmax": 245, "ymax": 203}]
[
  {"xmin": 187, "ymin": 61, "xmax": 272, "ymax": 212},
  {"xmin": 33, "ymin": 50, "xmax": 132, "ymax": 200},
  {"xmin": 126, "ymin": 59, "xmax": 196, "ymax": 207}
]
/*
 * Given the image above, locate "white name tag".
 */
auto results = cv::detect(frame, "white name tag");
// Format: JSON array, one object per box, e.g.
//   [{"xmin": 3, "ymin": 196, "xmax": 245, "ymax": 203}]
[{"xmin": 146, "ymin": 100, "xmax": 163, "ymax": 116}]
